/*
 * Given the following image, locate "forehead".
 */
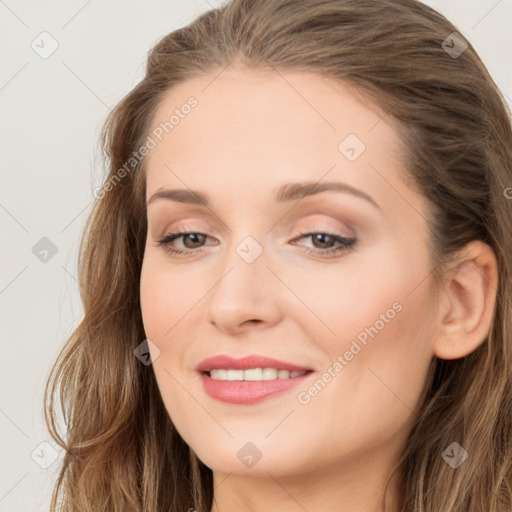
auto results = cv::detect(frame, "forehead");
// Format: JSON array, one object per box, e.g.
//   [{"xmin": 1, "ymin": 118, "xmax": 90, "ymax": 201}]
[
  {"xmin": 144, "ymin": 67, "xmax": 406, "ymax": 208},
  {"xmin": 147, "ymin": 66, "xmax": 399, "ymax": 147}
]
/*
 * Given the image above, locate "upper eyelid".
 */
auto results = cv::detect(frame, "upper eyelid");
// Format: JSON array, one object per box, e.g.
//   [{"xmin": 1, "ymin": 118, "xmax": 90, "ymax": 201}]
[
  {"xmin": 155, "ymin": 214, "xmax": 354, "ymax": 233},
  {"xmin": 155, "ymin": 216, "xmax": 355, "ymax": 238}
]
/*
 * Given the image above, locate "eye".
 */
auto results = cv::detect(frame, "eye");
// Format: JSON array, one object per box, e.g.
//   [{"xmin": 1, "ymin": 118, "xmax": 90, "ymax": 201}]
[
  {"xmin": 156, "ymin": 230, "xmax": 356, "ymax": 258},
  {"xmin": 291, "ymin": 230, "xmax": 356, "ymax": 257},
  {"xmin": 156, "ymin": 230, "xmax": 214, "ymax": 255}
]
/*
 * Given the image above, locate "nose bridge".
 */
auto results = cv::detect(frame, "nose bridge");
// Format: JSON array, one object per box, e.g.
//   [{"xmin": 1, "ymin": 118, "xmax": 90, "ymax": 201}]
[{"xmin": 205, "ymin": 233, "xmax": 283, "ymax": 331}]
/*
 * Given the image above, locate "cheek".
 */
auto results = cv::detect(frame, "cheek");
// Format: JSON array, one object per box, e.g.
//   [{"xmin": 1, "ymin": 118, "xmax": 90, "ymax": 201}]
[
  {"xmin": 298, "ymin": 262, "xmax": 417, "ymax": 359},
  {"xmin": 139, "ymin": 258, "xmax": 197, "ymax": 429},
  {"xmin": 139, "ymin": 256, "xmax": 196, "ymax": 339},
  {"xmin": 323, "ymin": 239, "xmax": 435, "ymax": 360},
  {"xmin": 139, "ymin": 262, "xmax": 165, "ymax": 339},
  {"xmin": 306, "ymin": 252, "xmax": 436, "ymax": 417},
  {"xmin": 289, "ymin": 286, "xmax": 435, "ymax": 463},
  {"xmin": 322, "ymin": 276, "xmax": 435, "ymax": 422}
]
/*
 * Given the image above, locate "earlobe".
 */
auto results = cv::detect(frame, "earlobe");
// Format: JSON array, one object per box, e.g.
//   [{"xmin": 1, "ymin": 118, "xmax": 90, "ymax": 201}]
[{"xmin": 433, "ymin": 240, "xmax": 498, "ymax": 360}]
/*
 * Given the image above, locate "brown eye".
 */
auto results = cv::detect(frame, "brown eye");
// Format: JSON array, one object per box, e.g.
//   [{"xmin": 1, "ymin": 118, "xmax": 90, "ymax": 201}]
[
  {"xmin": 292, "ymin": 231, "xmax": 357, "ymax": 258},
  {"xmin": 156, "ymin": 231, "xmax": 213, "ymax": 255},
  {"xmin": 181, "ymin": 233, "xmax": 207, "ymax": 249},
  {"xmin": 310, "ymin": 233, "xmax": 337, "ymax": 249}
]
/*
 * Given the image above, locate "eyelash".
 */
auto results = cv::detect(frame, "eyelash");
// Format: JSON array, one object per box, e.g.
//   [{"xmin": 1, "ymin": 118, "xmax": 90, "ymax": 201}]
[{"xmin": 156, "ymin": 229, "xmax": 356, "ymax": 258}]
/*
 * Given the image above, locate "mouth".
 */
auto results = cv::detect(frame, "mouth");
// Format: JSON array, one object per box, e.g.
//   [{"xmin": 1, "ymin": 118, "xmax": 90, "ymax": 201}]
[
  {"xmin": 203, "ymin": 368, "xmax": 313, "ymax": 380},
  {"xmin": 196, "ymin": 354, "xmax": 315, "ymax": 404}
]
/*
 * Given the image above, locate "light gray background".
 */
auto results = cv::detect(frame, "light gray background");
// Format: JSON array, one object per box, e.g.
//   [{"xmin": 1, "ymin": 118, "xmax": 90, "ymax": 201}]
[{"xmin": 1, "ymin": 1, "xmax": 511, "ymax": 510}]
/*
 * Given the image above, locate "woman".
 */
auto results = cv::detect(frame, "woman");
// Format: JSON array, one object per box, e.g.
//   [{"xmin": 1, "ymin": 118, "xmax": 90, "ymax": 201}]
[{"xmin": 44, "ymin": 0, "xmax": 512, "ymax": 510}]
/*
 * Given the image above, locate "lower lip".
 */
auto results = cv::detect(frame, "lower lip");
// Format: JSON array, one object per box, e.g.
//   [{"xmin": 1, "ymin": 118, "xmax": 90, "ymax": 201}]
[{"xmin": 200, "ymin": 372, "xmax": 314, "ymax": 404}]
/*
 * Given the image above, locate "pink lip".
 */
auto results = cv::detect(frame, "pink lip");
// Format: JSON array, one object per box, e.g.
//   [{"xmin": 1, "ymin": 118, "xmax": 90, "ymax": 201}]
[
  {"xmin": 200, "ymin": 373, "xmax": 313, "ymax": 404},
  {"xmin": 196, "ymin": 355, "xmax": 315, "ymax": 405},
  {"xmin": 196, "ymin": 354, "xmax": 313, "ymax": 373}
]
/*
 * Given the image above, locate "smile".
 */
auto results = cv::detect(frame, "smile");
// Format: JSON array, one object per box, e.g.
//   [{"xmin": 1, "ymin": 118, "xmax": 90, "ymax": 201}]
[{"xmin": 208, "ymin": 368, "xmax": 309, "ymax": 380}]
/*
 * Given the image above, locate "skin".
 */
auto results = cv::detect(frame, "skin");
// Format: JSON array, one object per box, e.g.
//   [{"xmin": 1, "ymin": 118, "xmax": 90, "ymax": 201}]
[{"xmin": 139, "ymin": 66, "xmax": 498, "ymax": 512}]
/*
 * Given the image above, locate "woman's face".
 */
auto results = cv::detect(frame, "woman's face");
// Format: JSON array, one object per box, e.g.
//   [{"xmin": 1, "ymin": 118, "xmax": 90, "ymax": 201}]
[{"xmin": 140, "ymin": 68, "xmax": 439, "ymax": 479}]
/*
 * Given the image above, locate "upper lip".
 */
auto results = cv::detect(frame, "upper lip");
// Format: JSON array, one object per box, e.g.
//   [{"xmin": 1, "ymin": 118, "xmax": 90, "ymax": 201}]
[{"xmin": 196, "ymin": 355, "xmax": 314, "ymax": 373}]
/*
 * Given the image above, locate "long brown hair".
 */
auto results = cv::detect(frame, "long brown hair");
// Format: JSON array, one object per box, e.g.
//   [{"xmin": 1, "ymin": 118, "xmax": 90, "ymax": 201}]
[{"xmin": 44, "ymin": 0, "xmax": 512, "ymax": 510}]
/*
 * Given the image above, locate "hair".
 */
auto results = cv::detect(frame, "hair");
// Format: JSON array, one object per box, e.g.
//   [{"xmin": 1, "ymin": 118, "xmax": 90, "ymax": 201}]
[{"xmin": 44, "ymin": 0, "xmax": 512, "ymax": 510}]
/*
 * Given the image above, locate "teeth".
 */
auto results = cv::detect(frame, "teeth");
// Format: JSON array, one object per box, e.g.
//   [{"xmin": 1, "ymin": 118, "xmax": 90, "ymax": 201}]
[{"xmin": 209, "ymin": 368, "xmax": 308, "ymax": 381}]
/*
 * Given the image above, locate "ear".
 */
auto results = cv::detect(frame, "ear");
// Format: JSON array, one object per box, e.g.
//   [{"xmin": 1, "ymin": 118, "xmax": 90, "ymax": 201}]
[{"xmin": 433, "ymin": 240, "xmax": 498, "ymax": 360}]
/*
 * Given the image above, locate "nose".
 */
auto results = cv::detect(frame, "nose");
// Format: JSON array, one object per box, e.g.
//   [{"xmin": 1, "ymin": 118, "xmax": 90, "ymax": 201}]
[{"xmin": 205, "ymin": 238, "xmax": 284, "ymax": 335}]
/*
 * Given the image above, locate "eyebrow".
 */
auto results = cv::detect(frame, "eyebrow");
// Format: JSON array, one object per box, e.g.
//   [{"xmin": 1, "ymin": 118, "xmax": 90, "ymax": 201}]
[{"xmin": 146, "ymin": 181, "xmax": 381, "ymax": 210}]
